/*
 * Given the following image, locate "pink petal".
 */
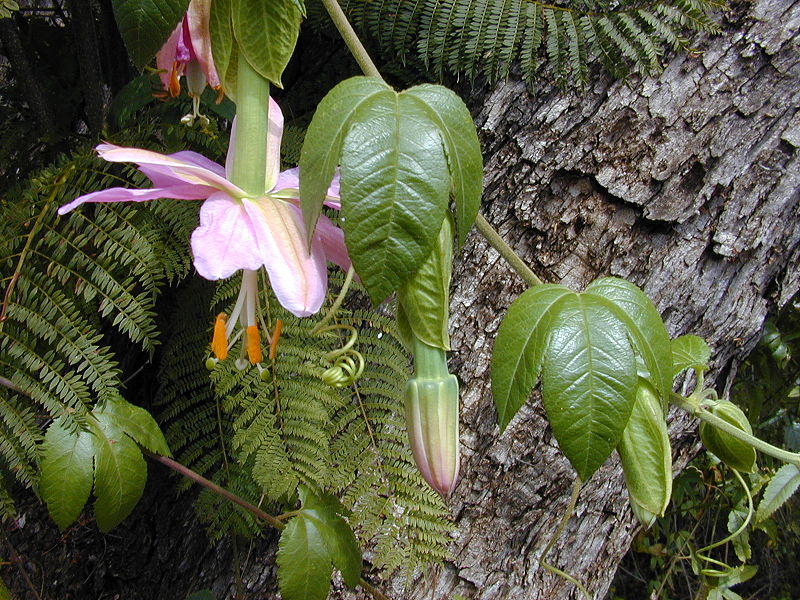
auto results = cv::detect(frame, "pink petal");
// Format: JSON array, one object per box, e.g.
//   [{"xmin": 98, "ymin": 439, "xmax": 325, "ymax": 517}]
[
  {"xmin": 185, "ymin": 0, "xmax": 220, "ymax": 89},
  {"xmin": 242, "ymin": 197, "xmax": 327, "ymax": 317},
  {"xmin": 190, "ymin": 192, "xmax": 263, "ymax": 279},
  {"xmin": 155, "ymin": 23, "xmax": 183, "ymax": 94},
  {"xmin": 265, "ymin": 97, "xmax": 283, "ymax": 191},
  {"xmin": 96, "ymin": 144, "xmax": 243, "ymax": 197},
  {"xmin": 58, "ymin": 185, "xmax": 205, "ymax": 215},
  {"xmin": 274, "ymin": 167, "xmax": 340, "ymax": 209},
  {"xmin": 315, "ymin": 213, "xmax": 351, "ymax": 273},
  {"xmin": 273, "ymin": 167, "xmax": 299, "ymax": 193}
]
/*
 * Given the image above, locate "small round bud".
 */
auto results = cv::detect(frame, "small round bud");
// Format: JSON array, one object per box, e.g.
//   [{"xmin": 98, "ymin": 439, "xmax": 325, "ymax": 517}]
[{"xmin": 205, "ymin": 357, "xmax": 218, "ymax": 371}]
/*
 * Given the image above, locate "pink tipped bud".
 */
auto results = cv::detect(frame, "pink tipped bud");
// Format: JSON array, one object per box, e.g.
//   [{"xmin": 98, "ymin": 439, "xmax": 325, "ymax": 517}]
[{"xmin": 405, "ymin": 374, "xmax": 461, "ymax": 496}]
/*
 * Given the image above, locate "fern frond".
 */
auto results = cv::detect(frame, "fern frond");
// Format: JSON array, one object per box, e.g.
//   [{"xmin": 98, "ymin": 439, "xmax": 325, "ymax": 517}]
[
  {"xmin": 0, "ymin": 120, "xmax": 221, "ymax": 514},
  {"xmin": 340, "ymin": 0, "xmax": 722, "ymax": 86}
]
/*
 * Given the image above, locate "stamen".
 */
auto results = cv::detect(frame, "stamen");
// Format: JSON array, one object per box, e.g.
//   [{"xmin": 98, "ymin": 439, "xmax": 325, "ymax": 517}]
[
  {"xmin": 246, "ymin": 325, "xmax": 262, "ymax": 364},
  {"xmin": 211, "ymin": 313, "xmax": 228, "ymax": 360}
]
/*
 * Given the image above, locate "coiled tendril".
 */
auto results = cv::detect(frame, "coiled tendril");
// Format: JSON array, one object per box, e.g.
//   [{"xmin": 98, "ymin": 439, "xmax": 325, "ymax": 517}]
[{"xmin": 317, "ymin": 324, "xmax": 365, "ymax": 387}]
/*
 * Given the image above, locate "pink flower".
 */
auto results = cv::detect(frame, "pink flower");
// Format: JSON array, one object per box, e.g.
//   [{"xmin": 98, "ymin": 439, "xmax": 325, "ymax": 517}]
[
  {"xmin": 156, "ymin": 0, "xmax": 220, "ymax": 99},
  {"xmin": 58, "ymin": 98, "xmax": 349, "ymax": 326}
]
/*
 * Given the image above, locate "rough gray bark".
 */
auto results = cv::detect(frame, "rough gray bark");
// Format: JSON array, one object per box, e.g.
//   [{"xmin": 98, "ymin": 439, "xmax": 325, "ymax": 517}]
[
  {"xmin": 419, "ymin": 1, "xmax": 799, "ymax": 598},
  {"xmin": 5, "ymin": 0, "xmax": 798, "ymax": 598}
]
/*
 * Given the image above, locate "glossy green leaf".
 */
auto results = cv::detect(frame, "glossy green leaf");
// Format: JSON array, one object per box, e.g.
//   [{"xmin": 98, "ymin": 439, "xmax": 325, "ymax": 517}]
[
  {"xmin": 755, "ymin": 464, "xmax": 800, "ymax": 523},
  {"xmin": 299, "ymin": 77, "xmax": 393, "ymax": 243},
  {"xmin": 100, "ymin": 395, "xmax": 171, "ymax": 456},
  {"xmin": 209, "ymin": 0, "xmax": 236, "ymax": 99},
  {"xmin": 671, "ymin": 334, "xmax": 711, "ymax": 377},
  {"xmin": 585, "ymin": 277, "xmax": 673, "ymax": 409},
  {"xmin": 111, "ymin": 0, "xmax": 190, "ymax": 70},
  {"xmin": 90, "ymin": 413, "xmax": 147, "ymax": 532},
  {"xmin": 232, "ymin": 0, "xmax": 303, "ymax": 87},
  {"xmin": 40, "ymin": 417, "xmax": 95, "ymax": 530},
  {"xmin": 491, "ymin": 285, "xmax": 572, "ymax": 432},
  {"xmin": 341, "ymin": 95, "xmax": 450, "ymax": 304},
  {"xmin": 277, "ymin": 514, "xmax": 333, "ymax": 600},
  {"xmin": 397, "ymin": 216, "xmax": 453, "ymax": 351},
  {"xmin": 700, "ymin": 401, "xmax": 757, "ymax": 473},
  {"xmin": 300, "ymin": 490, "xmax": 361, "ymax": 588},
  {"xmin": 541, "ymin": 294, "xmax": 638, "ymax": 480},
  {"xmin": 401, "ymin": 85, "xmax": 483, "ymax": 246},
  {"xmin": 618, "ymin": 380, "xmax": 672, "ymax": 524}
]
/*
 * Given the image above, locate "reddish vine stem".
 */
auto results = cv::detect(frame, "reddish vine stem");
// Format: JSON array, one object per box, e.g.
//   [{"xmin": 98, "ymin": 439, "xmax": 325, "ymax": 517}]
[{"xmin": 144, "ymin": 451, "xmax": 285, "ymax": 530}]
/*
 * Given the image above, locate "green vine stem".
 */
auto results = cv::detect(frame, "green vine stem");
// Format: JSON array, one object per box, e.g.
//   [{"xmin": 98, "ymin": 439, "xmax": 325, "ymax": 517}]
[
  {"xmin": 539, "ymin": 477, "xmax": 591, "ymax": 600},
  {"xmin": 320, "ymin": 0, "xmax": 381, "ymax": 78},
  {"xmin": 474, "ymin": 214, "xmax": 543, "ymax": 287},
  {"xmin": 672, "ymin": 394, "xmax": 800, "ymax": 467},
  {"xmin": 694, "ymin": 467, "xmax": 753, "ymax": 577}
]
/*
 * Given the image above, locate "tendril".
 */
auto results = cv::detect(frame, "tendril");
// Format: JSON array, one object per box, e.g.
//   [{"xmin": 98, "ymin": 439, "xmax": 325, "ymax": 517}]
[
  {"xmin": 540, "ymin": 477, "xmax": 591, "ymax": 600},
  {"xmin": 316, "ymin": 323, "xmax": 365, "ymax": 387},
  {"xmin": 694, "ymin": 467, "xmax": 754, "ymax": 577}
]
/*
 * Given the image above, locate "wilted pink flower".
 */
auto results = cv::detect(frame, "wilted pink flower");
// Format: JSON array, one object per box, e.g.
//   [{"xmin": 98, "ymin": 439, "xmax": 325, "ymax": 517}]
[{"xmin": 156, "ymin": 0, "xmax": 220, "ymax": 100}]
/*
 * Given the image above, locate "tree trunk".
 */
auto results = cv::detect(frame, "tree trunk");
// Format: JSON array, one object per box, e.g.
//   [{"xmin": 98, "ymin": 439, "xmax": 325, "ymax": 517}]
[{"xmin": 4, "ymin": 0, "xmax": 798, "ymax": 598}]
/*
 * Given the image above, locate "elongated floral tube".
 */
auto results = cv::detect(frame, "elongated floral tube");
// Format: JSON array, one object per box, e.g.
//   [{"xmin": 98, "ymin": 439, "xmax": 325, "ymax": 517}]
[
  {"xmin": 399, "ymin": 216, "xmax": 460, "ymax": 496},
  {"xmin": 405, "ymin": 336, "xmax": 460, "ymax": 497}
]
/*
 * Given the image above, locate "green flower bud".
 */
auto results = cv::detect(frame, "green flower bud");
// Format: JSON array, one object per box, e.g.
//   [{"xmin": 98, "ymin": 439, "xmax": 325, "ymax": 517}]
[
  {"xmin": 405, "ymin": 371, "xmax": 460, "ymax": 497},
  {"xmin": 700, "ymin": 400, "xmax": 757, "ymax": 472}
]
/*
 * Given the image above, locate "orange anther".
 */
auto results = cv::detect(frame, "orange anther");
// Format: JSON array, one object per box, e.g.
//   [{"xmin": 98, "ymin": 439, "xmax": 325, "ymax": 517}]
[
  {"xmin": 211, "ymin": 313, "xmax": 228, "ymax": 360},
  {"xmin": 246, "ymin": 325, "xmax": 262, "ymax": 364}
]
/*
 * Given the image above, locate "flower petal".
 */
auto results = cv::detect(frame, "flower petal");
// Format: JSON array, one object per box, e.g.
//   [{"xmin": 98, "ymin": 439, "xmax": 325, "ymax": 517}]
[
  {"xmin": 96, "ymin": 144, "xmax": 243, "ymax": 197},
  {"xmin": 315, "ymin": 213, "xmax": 351, "ymax": 273},
  {"xmin": 265, "ymin": 97, "xmax": 283, "ymax": 191},
  {"xmin": 58, "ymin": 185, "xmax": 205, "ymax": 215},
  {"xmin": 242, "ymin": 197, "xmax": 327, "ymax": 317},
  {"xmin": 190, "ymin": 192, "xmax": 263, "ymax": 280},
  {"xmin": 273, "ymin": 167, "xmax": 340, "ymax": 209},
  {"xmin": 185, "ymin": 0, "xmax": 220, "ymax": 89}
]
